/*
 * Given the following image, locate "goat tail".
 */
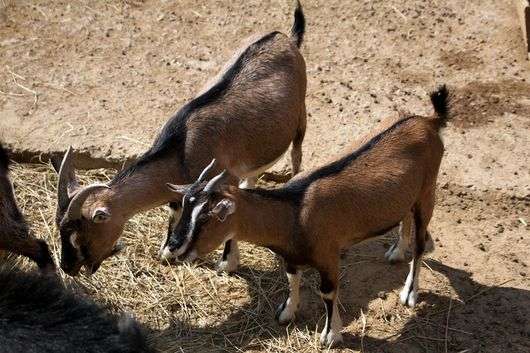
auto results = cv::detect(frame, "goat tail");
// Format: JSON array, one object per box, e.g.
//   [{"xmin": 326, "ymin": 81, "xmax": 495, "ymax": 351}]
[
  {"xmin": 291, "ymin": 1, "xmax": 305, "ymax": 48},
  {"xmin": 429, "ymin": 84, "xmax": 451, "ymax": 127}
]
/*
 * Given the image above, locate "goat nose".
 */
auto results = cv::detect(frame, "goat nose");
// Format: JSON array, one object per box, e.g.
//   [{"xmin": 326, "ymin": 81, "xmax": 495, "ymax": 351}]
[{"xmin": 159, "ymin": 247, "xmax": 175, "ymax": 262}]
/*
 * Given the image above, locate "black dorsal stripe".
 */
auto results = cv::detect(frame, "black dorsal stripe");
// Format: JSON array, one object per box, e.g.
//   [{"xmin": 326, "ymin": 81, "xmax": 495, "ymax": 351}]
[
  {"xmin": 248, "ymin": 115, "xmax": 418, "ymax": 202},
  {"xmin": 111, "ymin": 31, "xmax": 281, "ymax": 185}
]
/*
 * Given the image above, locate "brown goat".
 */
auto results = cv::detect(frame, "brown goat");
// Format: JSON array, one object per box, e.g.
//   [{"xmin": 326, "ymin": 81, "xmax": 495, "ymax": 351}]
[
  {"xmin": 53, "ymin": 2, "xmax": 307, "ymax": 276},
  {"xmin": 163, "ymin": 86, "xmax": 450, "ymax": 346},
  {"xmin": 0, "ymin": 143, "xmax": 55, "ymax": 272}
]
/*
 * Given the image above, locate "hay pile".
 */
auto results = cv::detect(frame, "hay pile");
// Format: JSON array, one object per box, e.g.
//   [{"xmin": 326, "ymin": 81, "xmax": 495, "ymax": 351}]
[{"xmin": 7, "ymin": 162, "xmax": 408, "ymax": 353}]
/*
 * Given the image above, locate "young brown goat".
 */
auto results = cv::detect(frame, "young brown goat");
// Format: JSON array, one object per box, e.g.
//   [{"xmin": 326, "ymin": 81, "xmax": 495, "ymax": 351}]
[
  {"xmin": 163, "ymin": 86, "xmax": 450, "ymax": 346},
  {"xmin": 0, "ymin": 143, "xmax": 55, "ymax": 272},
  {"xmin": 52, "ymin": 2, "xmax": 307, "ymax": 276}
]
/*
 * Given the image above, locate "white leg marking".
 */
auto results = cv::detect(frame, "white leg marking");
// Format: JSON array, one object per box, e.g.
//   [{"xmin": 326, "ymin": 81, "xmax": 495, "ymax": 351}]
[
  {"xmin": 399, "ymin": 258, "xmax": 421, "ymax": 307},
  {"xmin": 217, "ymin": 240, "xmax": 240, "ymax": 273},
  {"xmin": 277, "ymin": 271, "xmax": 301, "ymax": 324},
  {"xmin": 319, "ymin": 293, "xmax": 343, "ymax": 346},
  {"xmin": 385, "ymin": 234, "xmax": 407, "ymax": 263},
  {"xmin": 385, "ymin": 217, "xmax": 415, "ymax": 263}
]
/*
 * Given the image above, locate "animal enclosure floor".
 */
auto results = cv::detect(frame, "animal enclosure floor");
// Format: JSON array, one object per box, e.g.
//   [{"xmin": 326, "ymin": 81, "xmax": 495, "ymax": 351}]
[
  {"xmin": 6, "ymin": 162, "xmax": 530, "ymax": 353},
  {"xmin": 1, "ymin": 0, "xmax": 529, "ymax": 352}
]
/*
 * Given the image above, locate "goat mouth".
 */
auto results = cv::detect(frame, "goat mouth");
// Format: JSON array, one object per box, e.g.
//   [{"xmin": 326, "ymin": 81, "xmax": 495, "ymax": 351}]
[{"xmin": 177, "ymin": 247, "xmax": 197, "ymax": 262}]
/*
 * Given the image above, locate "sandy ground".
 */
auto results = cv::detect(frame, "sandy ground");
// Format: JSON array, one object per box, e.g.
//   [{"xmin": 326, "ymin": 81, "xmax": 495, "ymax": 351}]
[{"xmin": 1, "ymin": 0, "xmax": 529, "ymax": 352}]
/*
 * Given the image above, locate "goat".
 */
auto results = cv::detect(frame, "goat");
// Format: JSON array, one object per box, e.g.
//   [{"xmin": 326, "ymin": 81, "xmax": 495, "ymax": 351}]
[
  {"xmin": 162, "ymin": 86, "xmax": 450, "ymax": 346},
  {"xmin": 0, "ymin": 143, "xmax": 55, "ymax": 272},
  {"xmin": 52, "ymin": 1, "xmax": 307, "ymax": 276},
  {"xmin": 0, "ymin": 265, "xmax": 152, "ymax": 353}
]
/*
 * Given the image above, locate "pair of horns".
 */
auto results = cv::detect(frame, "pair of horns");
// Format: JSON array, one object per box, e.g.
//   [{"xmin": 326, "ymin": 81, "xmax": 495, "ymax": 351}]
[
  {"xmin": 166, "ymin": 159, "xmax": 229, "ymax": 195},
  {"xmin": 56, "ymin": 147, "xmax": 109, "ymax": 222}
]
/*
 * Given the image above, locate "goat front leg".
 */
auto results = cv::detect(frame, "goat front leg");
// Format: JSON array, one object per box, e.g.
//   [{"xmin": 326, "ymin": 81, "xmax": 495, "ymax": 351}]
[
  {"xmin": 217, "ymin": 239, "xmax": 240, "ymax": 273},
  {"xmin": 217, "ymin": 176, "xmax": 260, "ymax": 273},
  {"xmin": 275, "ymin": 264, "xmax": 301, "ymax": 325},
  {"xmin": 318, "ymin": 264, "xmax": 343, "ymax": 346}
]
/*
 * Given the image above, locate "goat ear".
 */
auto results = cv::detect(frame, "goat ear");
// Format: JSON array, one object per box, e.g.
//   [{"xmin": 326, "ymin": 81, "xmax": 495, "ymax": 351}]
[
  {"xmin": 92, "ymin": 207, "xmax": 111, "ymax": 223},
  {"xmin": 211, "ymin": 199, "xmax": 236, "ymax": 222}
]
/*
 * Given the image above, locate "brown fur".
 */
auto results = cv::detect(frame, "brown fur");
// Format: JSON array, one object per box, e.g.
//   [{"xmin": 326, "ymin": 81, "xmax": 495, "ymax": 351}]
[
  {"xmin": 189, "ymin": 115, "xmax": 443, "ymax": 263},
  {"xmin": 169, "ymin": 91, "xmax": 450, "ymax": 344},
  {"xmin": 55, "ymin": 6, "xmax": 307, "ymax": 275}
]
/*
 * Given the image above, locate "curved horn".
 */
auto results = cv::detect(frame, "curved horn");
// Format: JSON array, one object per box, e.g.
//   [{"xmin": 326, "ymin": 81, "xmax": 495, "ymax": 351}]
[
  {"xmin": 195, "ymin": 159, "xmax": 217, "ymax": 184},
  {"xmin": 166, "ymin": 183, "xmax": 192, "ymax": 195},
  {"xmin": 63, "ymin": 184, "xmax": 110, "ymax": 222},
  {"xmin": 57, "ymin": 147, "xmax": 80, "ymax": 212},
  {"xmin": 203, "ymin": 170, "xmax": 229, "ymax": 193}
]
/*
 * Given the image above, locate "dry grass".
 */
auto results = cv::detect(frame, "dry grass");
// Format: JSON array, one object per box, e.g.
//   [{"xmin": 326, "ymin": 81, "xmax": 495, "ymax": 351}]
[
  {"xmin": 8, "ymin": 161, "xmax": 343, "ymax": 352},
  {"xmin": 6, "ymin": 161, "xmax": 503, "ymax": 353}
]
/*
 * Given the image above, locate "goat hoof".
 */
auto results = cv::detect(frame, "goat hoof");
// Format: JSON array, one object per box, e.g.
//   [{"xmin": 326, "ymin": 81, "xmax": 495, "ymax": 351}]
[
  {"xmin": 319, "ymin": 329, "xmax": 343, "ymax": 347},
  {"xmin": 275, "ymin": 300, "xmax": 295, "ymax": 325},
  {"xmin": 399, "ymin": 287, "xmax": 418, "ymax": 307},
  {"xmin": 217, "ymin": 259, "xmax": 238, "ymax": 273}
]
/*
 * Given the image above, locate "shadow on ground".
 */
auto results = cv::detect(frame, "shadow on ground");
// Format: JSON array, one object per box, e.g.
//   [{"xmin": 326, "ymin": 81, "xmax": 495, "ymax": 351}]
[{"xmin": 151, "ymin": 239, "xmax": 530, "ymax": 352}]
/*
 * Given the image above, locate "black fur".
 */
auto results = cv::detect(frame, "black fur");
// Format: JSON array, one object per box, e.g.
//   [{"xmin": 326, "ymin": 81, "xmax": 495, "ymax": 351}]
[
  {"xmin": 319, "ymin": 272, "xmax": 335, "ymax": 295},
  {"xmin": 291, "ymin": 1, "xmax": 305, "ymax": 48},
  {"xmin": 430, "ymin": 84, "xmax": 450, "ymax": 125},
  {"xmin": 111, "ymin": 31, "xmax": 281, "ymax": 185},
  {"xmin": 34, "ymin": 240, "xmax": 55, "ymax": 270},
  {"xmin": 221, "ymin": 239, "xmax": 232, "ymax": 261},
  {"xmin": 0, "ymin": 142, "xmax": 10, "ymax": 171},
  {"xmin": 0, "ymin": 266, "xmax": 153, "ymax": 353},
  {"xmin": 168, "ymin": 201, "xmax": 181, "ymax": 210}
]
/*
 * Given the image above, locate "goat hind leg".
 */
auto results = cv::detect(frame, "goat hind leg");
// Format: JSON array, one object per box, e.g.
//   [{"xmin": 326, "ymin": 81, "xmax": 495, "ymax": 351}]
[
  {"xmin": 290, "ymin": 105, "xmax": 306, "ymax": 176},
  {"xmin": 318, "ymin": 265, "xmax": 343, "ymax": 346},
  {"xmin": 385, "ymin": 212, "xmax": 413, "ymax": 263},
  {"xmin": 400, "ymin": 196, "xmax": 434, "ymax": 307}
]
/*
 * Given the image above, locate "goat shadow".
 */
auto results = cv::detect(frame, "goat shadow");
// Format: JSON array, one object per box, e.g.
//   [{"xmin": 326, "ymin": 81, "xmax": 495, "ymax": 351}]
[{"xmin": 151, "ymin": 237, "xmax": 530, "ymax": 353}]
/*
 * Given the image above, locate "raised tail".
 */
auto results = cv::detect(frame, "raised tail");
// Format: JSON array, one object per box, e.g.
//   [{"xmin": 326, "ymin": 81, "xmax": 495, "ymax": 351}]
[
  {"xmin": 430, "ymin": 84, "xmax": 450, "ymax": 127},
  {"xmin": 291, "ymin": 1, "xmax": 305, "ymax": 48}
]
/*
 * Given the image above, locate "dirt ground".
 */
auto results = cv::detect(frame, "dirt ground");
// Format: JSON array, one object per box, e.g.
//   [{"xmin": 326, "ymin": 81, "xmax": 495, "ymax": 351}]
[{"xmin": 1, "ymin": 0, "xmax": 529, "ymax": 352}]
